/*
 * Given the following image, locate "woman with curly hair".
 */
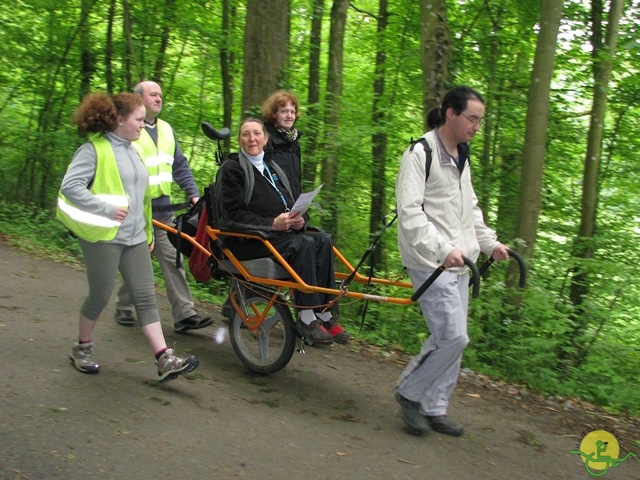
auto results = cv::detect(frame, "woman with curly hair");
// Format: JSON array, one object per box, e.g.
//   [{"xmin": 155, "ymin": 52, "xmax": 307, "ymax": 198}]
[{"xmin": 57, "ymin": 92, "xmax": 199, "ymax": 382}]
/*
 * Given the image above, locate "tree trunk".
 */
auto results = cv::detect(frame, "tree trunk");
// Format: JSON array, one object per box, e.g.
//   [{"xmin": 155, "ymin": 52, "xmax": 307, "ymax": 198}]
[
  {"xmin": 513, "ymin": 0, "xmax": 563, "ymax": 262},
  {"xmin": 153, "ymin": 0, "xmax": 174, "ymax": 83},
  {"xmin": 122, "ymin": 0, "xmax": 135, "ymax": 91},
  {"xmin": 105, "ymin": 0, "xmax": 116, "ymax": 94},
  {"xmin": 220, "ymin": 0, "xmax": 236, "ymax": 151},
  {"xmin": 301, "ymin": 0, "xmax": 325, "ymax": 190},
  {"xmin": 369, "ymin": 0, "xmax": 389, "ymax": 272},
  {"xmin": 420, "ymin": 0, "xmax": 450, "ymax": 132},
  {"xmin": 320, "ymin": 0, "xmax": 349, "ymax": 236},
  {"xmin": 242, "ymin": 0, "xmax": 289, "ymax": 115},
  {"xmin": 567, "ymin": 0, "xmax": 623, "ymax": 363},
  {"xmin": 477, "ymin": 5, "xmax": 504, "ymax": 221},
  {"xmin": 79, "ymin": 0, "xmax": 95, "ymax": 99}
]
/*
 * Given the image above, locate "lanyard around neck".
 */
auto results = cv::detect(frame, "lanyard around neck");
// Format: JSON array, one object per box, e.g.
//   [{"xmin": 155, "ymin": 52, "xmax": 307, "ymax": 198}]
[{"xmin": 262, "ymin": 163, "xmax": 289, "ymax": 212}]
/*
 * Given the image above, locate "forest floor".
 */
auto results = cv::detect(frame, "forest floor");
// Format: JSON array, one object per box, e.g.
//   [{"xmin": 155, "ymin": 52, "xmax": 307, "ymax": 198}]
[{"xmin": 0, "ymin": 241, "xmax": 639, "ymax": 480}]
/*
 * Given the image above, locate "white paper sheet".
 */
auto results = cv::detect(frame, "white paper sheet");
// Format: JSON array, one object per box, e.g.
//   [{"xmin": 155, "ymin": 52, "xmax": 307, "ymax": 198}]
[{"xmin": 289, "ymin": 184, "xmax": 324, "ymax": 218}]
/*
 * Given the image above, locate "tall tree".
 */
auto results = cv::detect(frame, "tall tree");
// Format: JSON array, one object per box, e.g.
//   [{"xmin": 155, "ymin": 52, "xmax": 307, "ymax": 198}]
[
  {"xmin": 513, "ymin": 0, "xmax": 564, "ymax": 261},
  {"xmin": 420, "ymin": 0, "xmax": 450, "ymax": 131},
  {"xmin": 79, "ymin": 0, "xmax": 95, "ymax": 98},
  {"xmin": 320, "ymin": 0, "xmax": 349, "ymax": 236},
  {"xmin": 241, "ymin": 0, "xmax": 289, "ymax": 115},
  {"xmin": 105, "ymin": 0, "xmax": 116, "ymax": 94},
  {"xmin": 301, "ymin": 0, "xmax": 325, "ymax": 190},
  {"xmin": 122, "ymin": 0, "xmax": 135, "ymax": 90},
  {"xmin": 567, "ymin": 0, "xmax": 623, "ymax": 363},
  {"xmin": 153, "ymin": 0, "xmax": 174, "ymax": 83},
  {"xmin": 475, "ymin": 3, "xmax": 506, "ymax": 219},
  {"xmin": 220, "ymin": 0, "xmax": 236, "ymax": 151},
  {"xmin": 368, "ymin": 0, "xmax": 390, "ymax": 271}
]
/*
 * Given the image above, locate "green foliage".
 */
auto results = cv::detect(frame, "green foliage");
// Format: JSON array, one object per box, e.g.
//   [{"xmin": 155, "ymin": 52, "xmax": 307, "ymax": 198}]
[{"xmin": 0, "ymin": 201, "xmax": 83, "ymax": 262}]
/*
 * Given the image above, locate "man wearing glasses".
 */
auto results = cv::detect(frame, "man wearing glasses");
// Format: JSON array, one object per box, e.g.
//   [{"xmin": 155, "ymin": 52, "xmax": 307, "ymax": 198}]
[{"xmin": 394, "ymin": 86, "xmax": 510, "ymax": 437}]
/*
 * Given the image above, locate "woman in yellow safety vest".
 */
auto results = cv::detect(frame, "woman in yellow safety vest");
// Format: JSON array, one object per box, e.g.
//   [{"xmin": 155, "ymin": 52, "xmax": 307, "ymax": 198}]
[{"xmin": 57, "ymin": 92, "xmax": 199, "ymax": 383}]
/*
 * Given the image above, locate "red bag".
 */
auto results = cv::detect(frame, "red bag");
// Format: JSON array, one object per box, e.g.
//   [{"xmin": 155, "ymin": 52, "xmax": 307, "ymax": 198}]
[{"xmin": 188, "ymin": 207, "xmax": 212, "ymax": 282}]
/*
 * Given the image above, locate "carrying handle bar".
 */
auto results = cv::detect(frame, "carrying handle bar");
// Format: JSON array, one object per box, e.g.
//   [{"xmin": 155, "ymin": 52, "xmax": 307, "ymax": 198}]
[
  {"xmin": 411, "ymin": 256, "xmax": 480, "ymax": 302},
  {"xmin": 471, "ymin": 248, "xmax": 527, "ymax": 288}
]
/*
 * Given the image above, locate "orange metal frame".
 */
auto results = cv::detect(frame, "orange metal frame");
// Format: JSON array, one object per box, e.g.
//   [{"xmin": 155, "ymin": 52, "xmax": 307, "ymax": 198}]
[{"xmin": 152, "ymin": 219, "xmax": 417, "ymax": 312}]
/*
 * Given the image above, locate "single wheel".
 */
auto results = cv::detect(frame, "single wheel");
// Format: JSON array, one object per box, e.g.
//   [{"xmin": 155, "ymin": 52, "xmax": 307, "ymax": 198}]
[{"xmin": 228, "ymin": 282, "xmax": 296, "ymax": 374}]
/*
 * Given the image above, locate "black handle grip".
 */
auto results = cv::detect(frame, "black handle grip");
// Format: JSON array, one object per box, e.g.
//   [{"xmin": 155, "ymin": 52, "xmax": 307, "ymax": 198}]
[
  {"xmin": 471, "ymin": 248, "xmax": 527, "ymax": 288},
  {"xmin": 411, "ymin": 256, "xmax": 480, "ymax": 302},
  {"xmin": 507, "ymin": 249, "xmax": 527, "ymax": 288},
  {"xmin": 465, "ymin": 256, "xmax": 480, "ymax": 298}
]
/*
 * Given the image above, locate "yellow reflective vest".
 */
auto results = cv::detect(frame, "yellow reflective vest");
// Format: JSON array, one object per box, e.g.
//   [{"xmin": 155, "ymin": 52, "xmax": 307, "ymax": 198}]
[
  {"xmin": 133, "ymin": 119, "xmax": 176, "ymax": 198},
  {"xmin": 56, "ymin": 137, "xmax": 152, "ymax": 243}
]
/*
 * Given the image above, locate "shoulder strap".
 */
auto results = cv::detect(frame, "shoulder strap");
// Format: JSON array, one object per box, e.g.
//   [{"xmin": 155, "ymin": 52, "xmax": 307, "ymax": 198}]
[
  {"xmin": 409, "ymin": 137, "xmax": 433, "ymax": 183},
  {"xmin": 237, "ymin": 153, "xmax": 255, "ymax": 205},
  {"xmin": 238, "ymin": 153, "xmax": 294, "ymax": 202}
]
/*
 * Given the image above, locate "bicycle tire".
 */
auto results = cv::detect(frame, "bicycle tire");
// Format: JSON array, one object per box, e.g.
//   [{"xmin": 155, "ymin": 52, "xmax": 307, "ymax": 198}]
[{"xmin": 228, "ymin": 283, "xmax": 296, "ymax": 374}]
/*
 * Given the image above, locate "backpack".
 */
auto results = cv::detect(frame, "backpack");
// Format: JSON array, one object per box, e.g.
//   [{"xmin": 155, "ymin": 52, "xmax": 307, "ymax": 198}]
[
  {"xmin": 166, "ymin": 196, "xmax": 206, "ymax": 265},
  {"xmin": 188, "ymin": 191, "xmax": 214, "ymax": 282}
]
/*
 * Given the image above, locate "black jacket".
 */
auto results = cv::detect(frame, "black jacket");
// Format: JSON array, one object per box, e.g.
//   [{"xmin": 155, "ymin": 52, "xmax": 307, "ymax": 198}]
[
  {"xmin": 219, "ymin": 154, "xmax": 296, "ymax": 231},
  {"xmin": 265, "ymin": 122, "xmax": 303, "ymax": 199}
]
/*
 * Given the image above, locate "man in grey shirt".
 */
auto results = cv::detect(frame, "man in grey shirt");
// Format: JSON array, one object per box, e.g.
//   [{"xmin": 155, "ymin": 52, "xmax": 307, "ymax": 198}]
[{"xmin": 115, "ymin": 81, "xmax": 213, "ymax": 334}]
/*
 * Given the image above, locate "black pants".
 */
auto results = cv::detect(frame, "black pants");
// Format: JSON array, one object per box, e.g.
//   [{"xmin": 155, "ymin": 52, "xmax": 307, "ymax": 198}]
[{"xmin": 229, "ymin": 231, "xmax": 336, "ymax": 310}]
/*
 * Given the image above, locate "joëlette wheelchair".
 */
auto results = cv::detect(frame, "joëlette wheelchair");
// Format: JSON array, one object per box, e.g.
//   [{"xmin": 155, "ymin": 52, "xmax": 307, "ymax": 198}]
[{"xmin": 151, "ymin": 123, "xmax": 527, "ymax": 375}]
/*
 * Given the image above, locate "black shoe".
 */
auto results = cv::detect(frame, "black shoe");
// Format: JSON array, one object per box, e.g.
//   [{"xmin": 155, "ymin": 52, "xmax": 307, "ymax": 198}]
[
  {"xmin": 426, "ymin": 415, "xmax": 464, "ymax": 437},
  {"xmin": 221, "ymin": 297, "xmax": 234, "ymax": 323},
  {"xmin": 174, "ymin": 314, "xmax": 214, "ymax": 334},
  {"xmin": 115, "ymin": 309, "xmax": 136, "ymax": 327},
  {"xmin": 394, "ymin": 392, "xmax": 429, "ymax": 434},
  {"xmin": 296, "ymin": 320, "xmax": 333, "ymax": 347}
]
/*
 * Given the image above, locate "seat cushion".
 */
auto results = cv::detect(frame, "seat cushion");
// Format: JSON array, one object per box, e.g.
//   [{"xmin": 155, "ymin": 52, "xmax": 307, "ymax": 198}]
[{"xmin": 219, "ymin": 258, "xmax": 290, "ymax": 280}]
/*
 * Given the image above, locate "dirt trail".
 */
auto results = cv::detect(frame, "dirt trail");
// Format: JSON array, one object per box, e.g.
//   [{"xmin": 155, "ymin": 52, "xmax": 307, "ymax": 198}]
[{"xmin": 0, "ymin": 243, "xmax": 638, "ymax": 480}]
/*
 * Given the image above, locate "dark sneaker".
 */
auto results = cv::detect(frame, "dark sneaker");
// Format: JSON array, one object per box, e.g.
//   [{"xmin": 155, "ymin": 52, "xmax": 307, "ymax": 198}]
[
  {"xmin": 156, "ymin": 348, "xmax": 199, "ymax": 383},
  {"xmin": 221, "ymin": 297, "xmax": 234, "ymax": 323},
  {"xmin": 394, "ymin": 391, "xmax": 429, "ymax": 434},
  {"xmin": 321, "ymin": 318, "xmax": 350, "ymax": 344},
  {"xmin": 115, "ymin": 309, "xmax": 136, "ymax": 327},
  {"xmin": 174, "ymin": 314, "xmax": 214, "ymax": 334},
  {"xmin": 426, "ymin": 415, "xmax": 464, "ymax": 437},
  {"xmin": 296, "ymin": 320, "xmax": 333, "ymax": 347},
  {"xmin": 69, "ymin": 340, "xmax": 100, "ymax": 374}
]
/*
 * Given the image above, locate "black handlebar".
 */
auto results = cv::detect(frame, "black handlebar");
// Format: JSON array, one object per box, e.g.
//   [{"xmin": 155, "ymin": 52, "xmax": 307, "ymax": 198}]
[
  {"xmin": 471, "ymin": 248, "xmax": 527, "ymax": 288},
  {"xmin": 411, "ymin": 256, "xmax": 480, "ymax": 302},
  {"xmin": 466, "ymin": 256, "xmax": 481, "ymax": 297}
]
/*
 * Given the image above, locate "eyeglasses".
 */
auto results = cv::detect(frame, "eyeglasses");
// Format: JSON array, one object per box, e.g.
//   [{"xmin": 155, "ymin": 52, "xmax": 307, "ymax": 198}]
[{"xmin": 460, "ymin": 113, "xmax": 484, "ymax": 127}]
